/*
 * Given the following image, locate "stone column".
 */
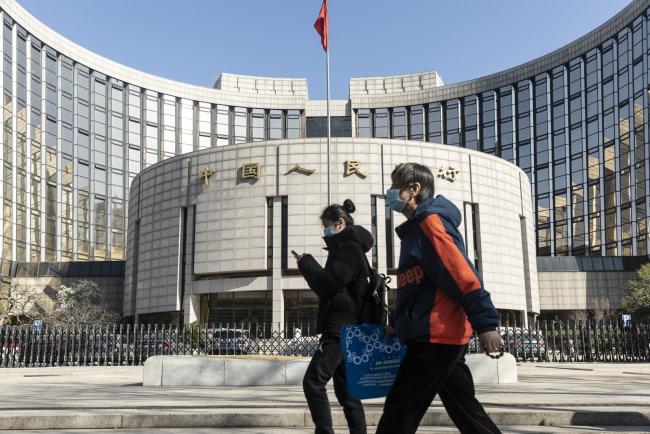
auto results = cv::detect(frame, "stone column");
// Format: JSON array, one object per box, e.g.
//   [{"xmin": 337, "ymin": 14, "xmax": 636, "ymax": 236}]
[
  {"xmin": 184, "ymin": 294, "xmax": 200, "ymax": 324},
  {"xmin": 376, "ymin": 196, "xmax": 387, "ymax": 274},
  {"xmin": 271, "ymin": 197, "xmax": 284, "ymax": 332},
  {"xmin": 180, "ymin": 157, "xmax": 194, "ymax": 325}
]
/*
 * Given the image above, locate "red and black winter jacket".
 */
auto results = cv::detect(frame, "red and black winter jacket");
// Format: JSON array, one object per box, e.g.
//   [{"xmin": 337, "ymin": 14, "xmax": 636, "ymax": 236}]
[{"xmin": 391, "ymin": 195, "xmax": 499, "ymax": 345}]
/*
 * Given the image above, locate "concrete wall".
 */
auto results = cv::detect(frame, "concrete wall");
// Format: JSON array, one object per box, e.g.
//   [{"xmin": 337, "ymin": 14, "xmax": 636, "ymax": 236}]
[{"xmin": 538, "ymin": 271, "xmax": 635, "ymax": 311}]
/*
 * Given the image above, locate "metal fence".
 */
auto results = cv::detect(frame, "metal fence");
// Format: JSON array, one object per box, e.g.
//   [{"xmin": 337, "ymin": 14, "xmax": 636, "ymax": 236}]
[
  {"xmin": 1, "ymin": 320, "xmax": 649, "ymax": 368},
  {"xmin": 467, "ymin": 320, "xmax": 650, "ymax": 363}
]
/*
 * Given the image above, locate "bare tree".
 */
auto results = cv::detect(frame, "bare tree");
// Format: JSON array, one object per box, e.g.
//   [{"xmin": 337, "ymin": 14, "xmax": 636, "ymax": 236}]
[
  {"xmin": 0, "ymin": 284, "xmax": 39, "ymax": 325},
  {"xmin": 569, "ymin": 310, "xmax": 588, "ymax": 323},
  {"xmin": 592, "ymin": 298, "xmax": 614, "ymax": 322},
  {"xmin": 45, "ymin": 280, "xmax": 120, "ymax": 327}
]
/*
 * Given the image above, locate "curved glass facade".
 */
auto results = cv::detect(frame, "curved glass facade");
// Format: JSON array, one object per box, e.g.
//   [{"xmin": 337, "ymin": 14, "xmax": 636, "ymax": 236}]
[
  {"xmin": 0, "ymin": 7, "xmax": 303, "ymax": 265},
  {"xmin": 353, "ymin": 5, "xmax": 650, "ymax": 258}
]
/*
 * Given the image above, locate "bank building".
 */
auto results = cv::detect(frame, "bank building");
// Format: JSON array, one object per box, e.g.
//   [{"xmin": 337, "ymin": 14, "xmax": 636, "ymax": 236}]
[{"xmin": 1, "ymin": 0, "xmax": 649, "ymax": 329}]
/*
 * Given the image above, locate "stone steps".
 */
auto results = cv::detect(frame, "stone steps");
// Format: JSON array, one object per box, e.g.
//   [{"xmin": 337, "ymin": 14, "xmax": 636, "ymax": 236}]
[{"xmin": 1, "ymin": 407, "xmax": 649, "ymax": 430}]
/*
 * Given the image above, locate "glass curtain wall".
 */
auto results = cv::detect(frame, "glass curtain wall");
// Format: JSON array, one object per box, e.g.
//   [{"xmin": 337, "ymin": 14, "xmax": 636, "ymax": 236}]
[
  {"xmin": 353, "ymin": 11, "xmax": 650, "ymax": 258},
  {"xmin": 0, "ymin": 9, "xmax": 303, "ymax": 264}
]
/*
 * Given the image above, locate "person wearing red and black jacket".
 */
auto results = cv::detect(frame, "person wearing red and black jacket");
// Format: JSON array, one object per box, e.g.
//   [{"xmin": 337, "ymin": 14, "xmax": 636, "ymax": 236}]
[{"xmin": 376, "ymin": 163, "xmax": 503, "ymax": 434}]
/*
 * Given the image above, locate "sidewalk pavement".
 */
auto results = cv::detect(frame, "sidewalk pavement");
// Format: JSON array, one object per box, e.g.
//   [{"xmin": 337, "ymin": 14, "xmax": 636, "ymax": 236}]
[
  {"xmin": 0, "ymin": 362, "xmax": 649, "ymax": 432},
  {"xmin": 1, "ymin": 427, "xmax": 650, "ymax": 434}
]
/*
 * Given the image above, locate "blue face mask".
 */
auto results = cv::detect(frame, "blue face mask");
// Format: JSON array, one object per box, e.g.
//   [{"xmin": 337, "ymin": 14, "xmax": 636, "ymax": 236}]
[
  {"xmin": 323, "ymin": 225, "xmax": 336, "ymax": 237},
  {"xmin": 386, "ymin": 189, "xmax": 406, "ymax": 213}
]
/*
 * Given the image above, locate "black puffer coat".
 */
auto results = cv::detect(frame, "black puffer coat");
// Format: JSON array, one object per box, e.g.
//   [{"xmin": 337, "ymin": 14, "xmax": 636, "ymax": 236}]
[{"xmin": 298, "ymin": 225, "xmax": 374, "ymax": 337}]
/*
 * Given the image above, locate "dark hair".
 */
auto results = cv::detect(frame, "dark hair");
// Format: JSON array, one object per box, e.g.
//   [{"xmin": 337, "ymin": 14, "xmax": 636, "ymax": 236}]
[
  {"xmin": 391, "ymin": 163, "xmax": 435, "ymax": 204},
  {"xmin": 320, "ymin": 199, "xmax": 355, "ymax": 225}
]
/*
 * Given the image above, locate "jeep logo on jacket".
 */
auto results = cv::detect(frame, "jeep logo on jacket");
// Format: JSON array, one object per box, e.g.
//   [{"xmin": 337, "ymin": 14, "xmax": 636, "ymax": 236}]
[{"xmin": 392, "ymin": 195, "xmax": 499, "ymax": 346}]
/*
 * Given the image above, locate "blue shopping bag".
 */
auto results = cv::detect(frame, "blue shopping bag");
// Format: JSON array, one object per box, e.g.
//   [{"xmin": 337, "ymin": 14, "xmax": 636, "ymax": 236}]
[{"xmin": 340, "ymin": 323, "xmax": 406, "ymax": 400}]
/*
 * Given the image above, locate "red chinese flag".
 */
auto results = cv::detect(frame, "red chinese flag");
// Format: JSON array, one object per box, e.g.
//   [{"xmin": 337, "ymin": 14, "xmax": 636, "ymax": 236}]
[{"xmin": 314, "ymin": 0, "xmax": 328, "ymax": 51}]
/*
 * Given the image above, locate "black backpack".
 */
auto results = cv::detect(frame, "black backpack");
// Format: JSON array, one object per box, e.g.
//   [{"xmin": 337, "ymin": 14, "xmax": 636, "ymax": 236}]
[{"xmin": 358, "ymin": 255, "xmax": 392, "ymax": 325}]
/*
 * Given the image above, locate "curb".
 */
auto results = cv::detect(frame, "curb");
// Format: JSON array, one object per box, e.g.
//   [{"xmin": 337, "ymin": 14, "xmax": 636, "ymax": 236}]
[
  {"xmin": 1, "ymin": 408, "xmax": 649, "ymax": 430},
  {"xmin": 143, "ymin": 353, "xmax": 517, "ymax": 387}
]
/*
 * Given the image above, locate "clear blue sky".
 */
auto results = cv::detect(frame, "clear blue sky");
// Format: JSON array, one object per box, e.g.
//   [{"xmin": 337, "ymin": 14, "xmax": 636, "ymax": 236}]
[{"xmin": 19, "ymin": 0, "xmax": 629, "ymax": 100}]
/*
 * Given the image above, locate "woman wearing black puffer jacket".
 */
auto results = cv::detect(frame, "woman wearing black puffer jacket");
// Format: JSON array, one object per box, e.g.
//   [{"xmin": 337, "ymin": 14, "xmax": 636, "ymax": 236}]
[{"xmin": 295, "ymin": 199, "xmax": 373, "ymax": 434}]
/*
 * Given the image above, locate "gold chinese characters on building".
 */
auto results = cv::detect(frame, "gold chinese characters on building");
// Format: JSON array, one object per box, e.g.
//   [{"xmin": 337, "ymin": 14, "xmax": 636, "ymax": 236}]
[
  {"xmin": 241, "ymin": 163, "xmax": 261, "ymax": 180},
  {"xmin": 437, "ymin": 166, "xmax": 460, "ymax": 183},
  {"xmin": 284, "ymin": 164, "xmax": 316, "ymax": 176},
  {"xmin": 344, "ymin": 160, "xmax": 368, "ymax": 178},
  {"xmin": 198, "ymin": 168, "xmax": 215, "ymax": 186}
]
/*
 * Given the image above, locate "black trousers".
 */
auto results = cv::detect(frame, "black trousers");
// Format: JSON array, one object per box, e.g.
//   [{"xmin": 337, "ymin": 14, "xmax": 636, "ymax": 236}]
[
  {"xmin": 376, "ymin": 342, "xmax": 501, "ymax": 434},
  {"xmin": 303, "ymin": 336, "xmax": 367, "ymax": 434}
]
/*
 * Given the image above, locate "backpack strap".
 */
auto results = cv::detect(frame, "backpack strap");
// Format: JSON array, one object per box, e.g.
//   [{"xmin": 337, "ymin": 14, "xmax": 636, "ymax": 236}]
[{"xmin": 360, "ymin": 253, "xmax": 392, "ymax": 322}]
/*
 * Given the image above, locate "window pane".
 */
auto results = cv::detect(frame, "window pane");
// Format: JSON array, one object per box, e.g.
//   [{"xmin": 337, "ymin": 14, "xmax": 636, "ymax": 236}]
[
  {"xmin": 427, "ymin": 103, "xmax": 442, "ymax": 143},
  {"xmin": 287, "ymin": 110, "xmax": 300, "ymax": 139},
  {"xmin": 251, "ymin": 108, "xmax": 265, "ymax": 141},
  {"xmin": 374, "ymin": 108, "xmax": 388, "ymax": 138},
  {"xmin": 391, "ymin": 107, "xmax": 406, "ymax": 139},
  {"xmin": 409, "ymin": 105, "xmax": 424, "ymax": 140},
  {"xmin": 357, "ymin": 109, "xmax": 371, "ymax": 138}
]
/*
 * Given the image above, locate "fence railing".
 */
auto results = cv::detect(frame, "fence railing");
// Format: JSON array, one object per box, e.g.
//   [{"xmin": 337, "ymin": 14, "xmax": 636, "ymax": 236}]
[
  {"xmin": 468, "ymin": 320, "xmax": 650, "ymax": 363},
  {"xmin": 1, "ymin": 320, "xmax": 649, "ymax": 368}
]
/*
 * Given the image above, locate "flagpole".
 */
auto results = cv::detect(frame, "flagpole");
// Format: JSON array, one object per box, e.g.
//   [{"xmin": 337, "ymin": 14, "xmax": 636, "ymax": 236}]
[
  {"xmin": 326, "ymin": 44, "xmax": 331, "ymax": 206},
  {"xmin": 315, "ymin": 0, "xmax": 331, "ymax": 205}
]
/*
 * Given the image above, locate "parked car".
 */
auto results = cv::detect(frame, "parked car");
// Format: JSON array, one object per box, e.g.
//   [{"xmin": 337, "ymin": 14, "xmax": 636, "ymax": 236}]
[
  {"xmin": 0, "ymin": 336, "xmax": 23, "ymax": 366},
  {"xmin": 278, "ymin": 333, "xmax": 321, "ymax": 357},
  {"xmin": 204, "ymin": 328, "xmax": 251, "ymax": 355}
]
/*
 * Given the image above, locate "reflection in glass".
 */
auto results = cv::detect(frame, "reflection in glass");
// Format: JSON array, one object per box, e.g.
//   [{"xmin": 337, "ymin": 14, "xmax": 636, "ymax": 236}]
[
  {"xmin": 198, "ymin": 102, "xmax": 211, "ymax": 149},
  {"xmin": 481, "ymin": 93, "xmax": 496, "ymax": 152},
  {"xmin": 234, "ymin": 107, "xmax": 247, "ymax": 143},
  {"xmin": 251, "ymin": 109, "xmax": 265, "ymax": 142},
  {"xmin": 555, "ymin": 222, "xmax": 568, "ymax": 255},
  {"xmin": 573, "ymin": 217, "xmax": 585, "ymax": 254},
  {"xmin": 427, "ymin": 103, "xmax": 442, "ymax": 143},
  {"xmin": 269, "ymin": 109, "xmax": 282, "ymax": 140},
  {"xmin": 357, "ymin": 109, "xmax": 371, "ymax": 138},
  {"xmin": 554, "ymin": 192, "xmax": 567, "ymax": 221},
  {"xmin": 180, "ymin": 99, "xmax": 194, "ymax": 153},
  {"xmin": 446, "ymin": 100, "xmax": 460, "ymax": 146},
  {"xmin": 537, "ymin": 195, "xmax": 550, "ymax": 225},
  {"xmin": 605, "ymin": 208, "xmax": 617, "ymax": 243},
  {"xmin": 589, "ymin": 213, "xmax": 601, "ymax": 254},
  {"xmin": 391, "ymin": 107, "xmax": 406, "ymax": 139},
  {"xmin": 588, "ymin": 183, "xmax": 600, "ymax": 215},
  {"xmin": 287, "ymin": 110, "xmax": 300, "ymax": 139},
  {"xmin": 537, "ymin": 226, "xmax": 551, "ymax": 256},
  {"xmin": 621, "ymin": 206, "xmax": 632, "ymax": 240},
  {"xmin": 374, "ymin": 108, "xmax": 389, "ymax": 138},
  {"xmin": 94, "ymin": 197, "xmax": 107, "ymax": 260},
  {"xmin": 216, "ymin": 105, "xmax": 230, "ymax": 146},
  {"xmin": 45, "ymin": 184, "xmax": 56, "ymax": 260},
  {"xmin": 30, "ymin": 210, "xmax": 42, "ymax": 262},
  {"xmin": 409, "ymin": 105, "xmax": 424, "ymax": 140}
]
